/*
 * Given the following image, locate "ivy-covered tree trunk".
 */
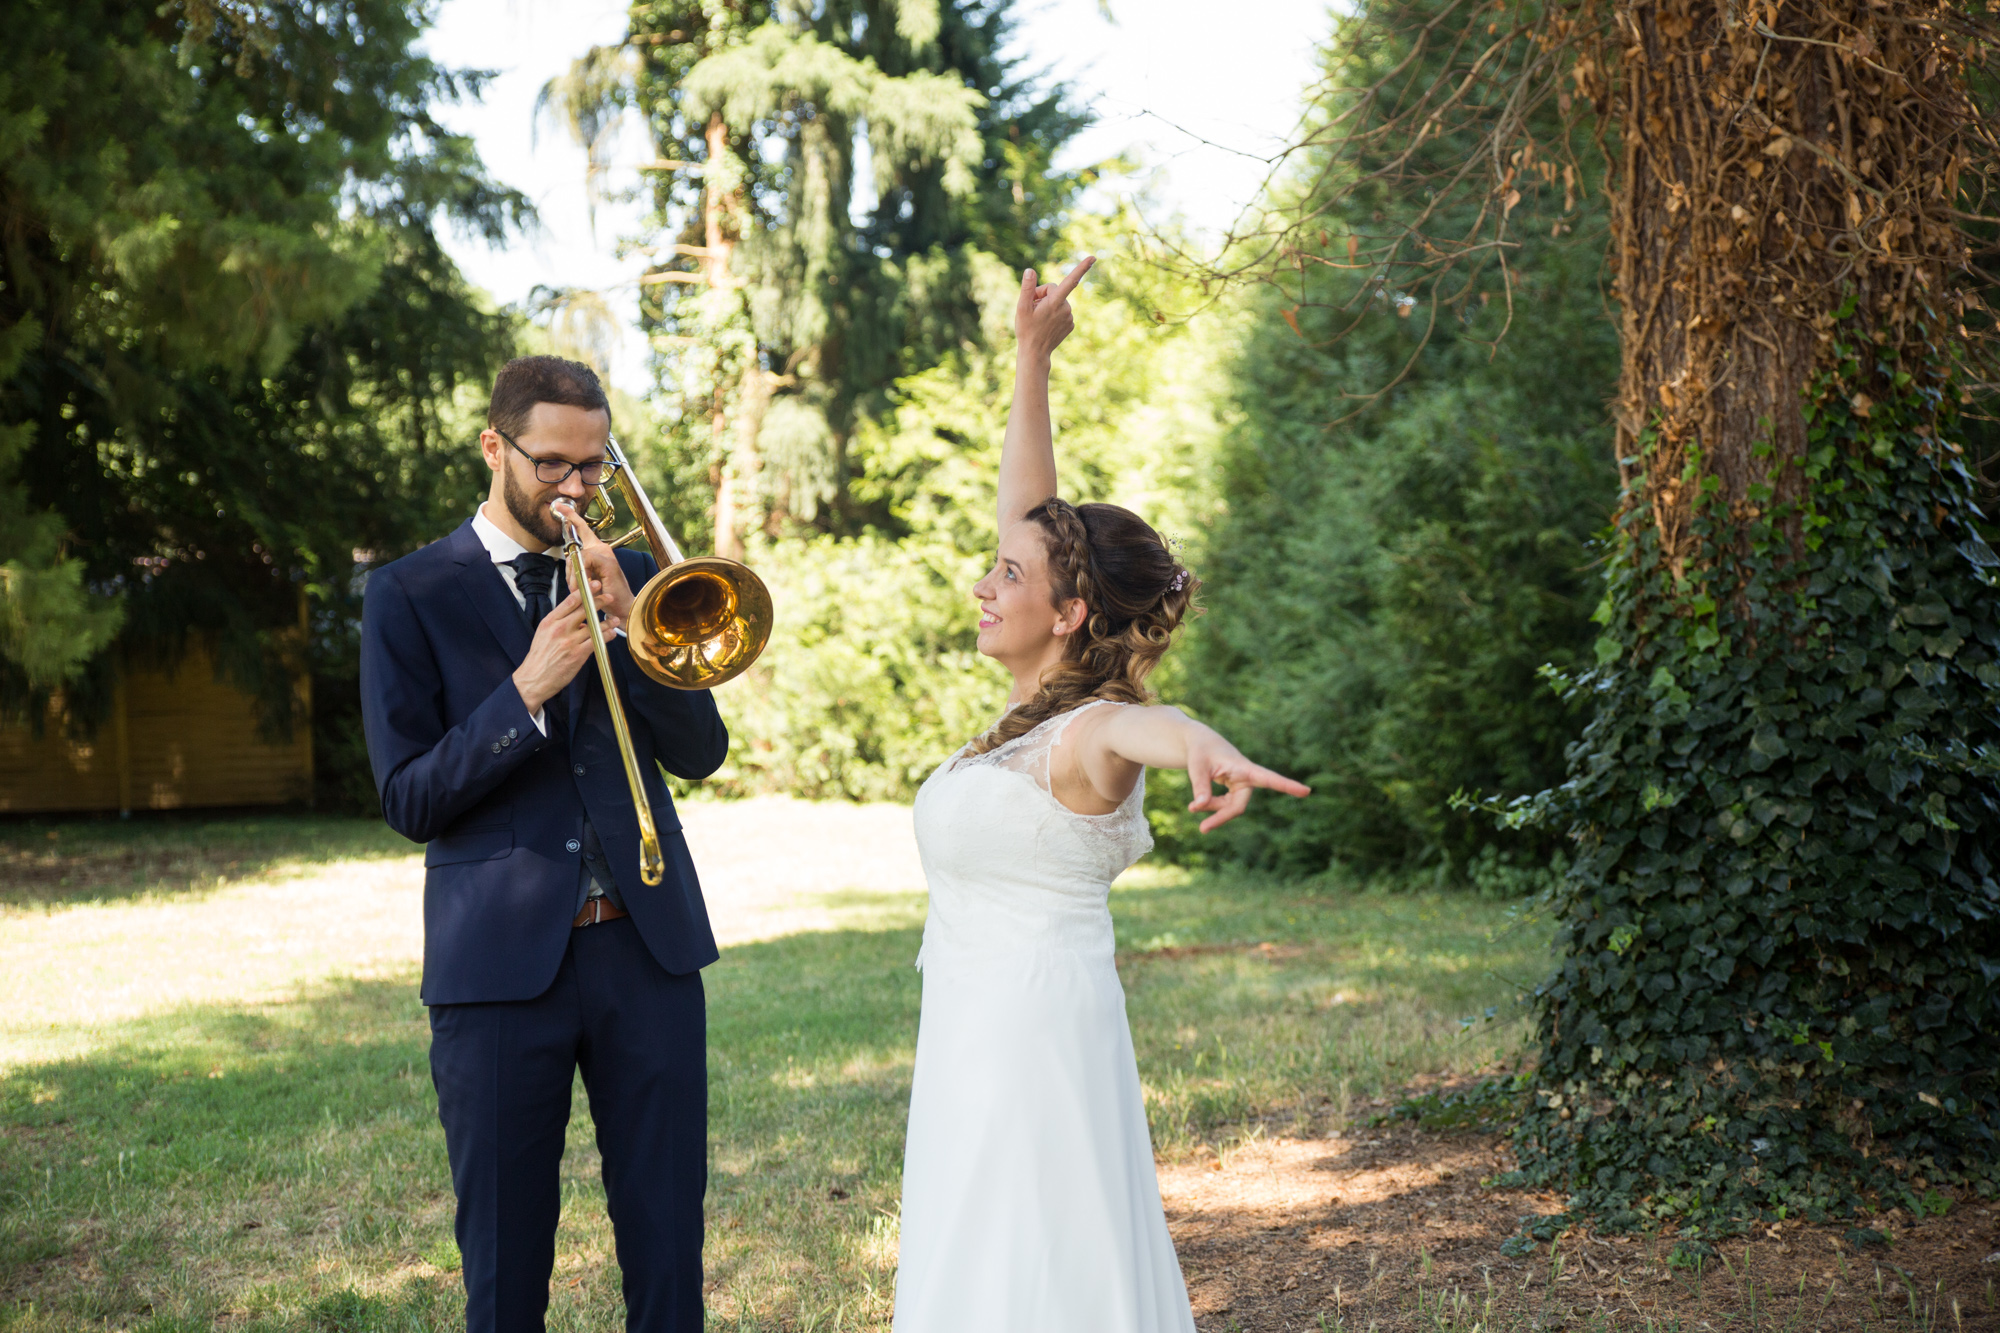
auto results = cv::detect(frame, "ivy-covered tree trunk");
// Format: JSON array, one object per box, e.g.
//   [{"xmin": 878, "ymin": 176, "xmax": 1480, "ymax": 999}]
[{"xmin": 1512, "ymin": 0, "xmax": 2000, "ymax": 1234}]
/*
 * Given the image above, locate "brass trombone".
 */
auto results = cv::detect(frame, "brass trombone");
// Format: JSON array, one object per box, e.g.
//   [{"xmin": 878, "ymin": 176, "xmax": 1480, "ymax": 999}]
[
  {"xmin": 556, "ymin": 433, "xmax": 774, "ymax": 885},
  {"xmin": 592, "ymin": 435, "xmax": 773, "ymax": 689}
]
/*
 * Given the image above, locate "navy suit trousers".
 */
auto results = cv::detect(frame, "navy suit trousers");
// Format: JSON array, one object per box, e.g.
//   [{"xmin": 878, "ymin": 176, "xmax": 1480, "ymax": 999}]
[{"xmin": 428, "ymin": 916, "xmax": 706, "ymax": 1333}]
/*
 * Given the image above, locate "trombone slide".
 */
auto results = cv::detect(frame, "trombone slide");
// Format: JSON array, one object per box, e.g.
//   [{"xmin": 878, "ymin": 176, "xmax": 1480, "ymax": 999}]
[{"xmin": 561, "ymin": 515, "xmax": 666, "ymax": 888}]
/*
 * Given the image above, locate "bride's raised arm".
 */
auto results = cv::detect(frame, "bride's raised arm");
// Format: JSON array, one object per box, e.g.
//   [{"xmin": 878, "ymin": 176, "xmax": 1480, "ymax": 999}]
[
  {"xmin": 997, "ymin": 256, "xmax": 1095, "ymax": 534},
  {"xmin": 988, "ymin": 253, "xmax": 1306, "ymax": 831}
]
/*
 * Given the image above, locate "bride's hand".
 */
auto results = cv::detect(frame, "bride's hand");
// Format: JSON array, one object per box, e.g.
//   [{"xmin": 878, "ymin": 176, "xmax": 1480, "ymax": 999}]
[
  {"xmin": 1015, "ymin": 255, "xmax": 1095, "ymax": 360},
  {"xmin": 1185, "ymin": 732, "xmax": 1312, "ymax": 833}
]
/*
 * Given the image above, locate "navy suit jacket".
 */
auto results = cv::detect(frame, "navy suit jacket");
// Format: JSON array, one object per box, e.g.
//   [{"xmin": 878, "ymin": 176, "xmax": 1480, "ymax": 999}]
[{"xmin": 360, "ymin": 519, "xmax": 728, "ymax": 1005}]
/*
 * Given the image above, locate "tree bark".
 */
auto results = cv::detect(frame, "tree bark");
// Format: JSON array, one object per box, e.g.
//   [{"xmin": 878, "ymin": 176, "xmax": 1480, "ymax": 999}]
[
  {"xmin": 1598, "ymin": 0, "xmax": 1964, "ymax": 575},
  {"xmin": 704, "ymin": 112, "xmax": 748, "ymax": 563}
]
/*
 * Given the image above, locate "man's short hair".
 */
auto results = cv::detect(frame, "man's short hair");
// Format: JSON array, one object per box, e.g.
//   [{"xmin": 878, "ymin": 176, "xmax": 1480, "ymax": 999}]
[{"xmin": 488, "ymin": 355, "xmax": 611, "ymax": 440}]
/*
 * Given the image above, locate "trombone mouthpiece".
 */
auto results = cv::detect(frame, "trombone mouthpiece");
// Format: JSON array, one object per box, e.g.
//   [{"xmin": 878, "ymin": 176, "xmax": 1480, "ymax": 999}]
[{"xmin": 551, "ymin": 499, "xmax": 581, "ymax": 543}]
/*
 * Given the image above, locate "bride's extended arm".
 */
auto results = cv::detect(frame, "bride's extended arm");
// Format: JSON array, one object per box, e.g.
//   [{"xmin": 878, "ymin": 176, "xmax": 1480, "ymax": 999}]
[
  {"xmin": 997, "ymin": 256, "xmax": 1095, "ymax": 533},
  {"xmin": 1073, "ymin": 704, "xmax": 1310, "ymax": 833}
]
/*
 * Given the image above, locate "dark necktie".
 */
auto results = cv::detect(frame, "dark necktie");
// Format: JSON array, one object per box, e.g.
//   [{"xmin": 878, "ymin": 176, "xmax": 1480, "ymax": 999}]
[
  {"xmin": 508, "ymin": 551, "xmax": 616, "ymax": 908},
  {"xmin": 506, "ymin": 553, "xmax": 561, "ymax": 630},
  {"xmin": 506, "ymin": 552, "xmax": 568, "ymax": 730},
  {"xmin": 507, "ymin": 552, "xmax": 615, "ymax": 908}
]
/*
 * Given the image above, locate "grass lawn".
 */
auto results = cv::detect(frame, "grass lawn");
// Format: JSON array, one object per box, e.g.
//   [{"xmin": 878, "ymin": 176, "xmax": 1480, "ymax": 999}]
[
  {"xmin": 0, "ymin": 811, "xmax": 1545, "ymax": 1331},
  {"xmin": 0, "ymin": 813, "xmax": 417, "ymax": 908}
]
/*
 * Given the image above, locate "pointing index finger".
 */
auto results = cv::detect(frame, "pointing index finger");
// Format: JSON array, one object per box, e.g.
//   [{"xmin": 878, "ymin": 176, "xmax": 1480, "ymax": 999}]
[
  {"xmin": 1053, "ymin": 255, "xmax": 1096, "ymax": 300},
  {"xmin": 1252, "ymin": 765, "xmax": 1312, "ymax": 798}
]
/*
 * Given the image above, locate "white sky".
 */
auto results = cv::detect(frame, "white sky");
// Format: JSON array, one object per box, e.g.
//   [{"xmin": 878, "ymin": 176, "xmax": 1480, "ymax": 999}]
[{"xmin": 421, "ymin": 0, "xmax": 1336, "ymax": 394}]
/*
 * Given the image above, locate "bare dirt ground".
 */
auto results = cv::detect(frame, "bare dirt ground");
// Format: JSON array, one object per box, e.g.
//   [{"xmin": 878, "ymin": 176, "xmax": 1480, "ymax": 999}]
[{"xmin": 1162, "ymin": 1118, "xmax": 2000, "ymax": 1331}]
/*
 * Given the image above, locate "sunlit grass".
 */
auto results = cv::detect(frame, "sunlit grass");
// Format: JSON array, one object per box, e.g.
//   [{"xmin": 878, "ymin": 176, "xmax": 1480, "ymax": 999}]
[
  {"xmin": 1110, "ymin": 867, "xmax": 1545, "ymax": 1155},
  {"xmin": 0, "ymin": 815, "xmax": 1546, "ymax": 1331}
]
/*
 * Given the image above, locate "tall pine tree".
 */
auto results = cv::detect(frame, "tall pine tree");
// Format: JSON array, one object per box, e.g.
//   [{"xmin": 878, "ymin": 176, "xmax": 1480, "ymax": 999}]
[
  {"xmin": 1181, "ymin": 0, "xmax": 1621, "ymax": 876},
  {"xmin": 547, "ymin": 0, "xmax": 1086, "ymax": 554},
  {"xmin": 2, "ymin": 0, "xmax": 524, "ymax": 806}
]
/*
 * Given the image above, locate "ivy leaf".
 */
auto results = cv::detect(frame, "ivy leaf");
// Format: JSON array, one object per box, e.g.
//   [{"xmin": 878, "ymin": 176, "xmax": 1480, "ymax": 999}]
[
  {"xmin": 1957, "ymin": 536, "xmax": 1999, "ymax": 568},
  {"xmin": 1747, "ymin": 727, "xmax": 1789, "ymax": 766}
]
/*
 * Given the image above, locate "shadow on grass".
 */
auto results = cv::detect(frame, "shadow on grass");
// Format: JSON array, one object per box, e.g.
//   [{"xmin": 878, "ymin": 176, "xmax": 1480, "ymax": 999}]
[
  {"xmin": 0, "ymin": 973, "xmax": 444, "ymax": 1328},
  {"xmin": 0, "ymin": 813, "xmax": 419, "ymax": 908},
  {"xmin": 0, "ymin": 922, "xmax": 929, "ymax": 1332},
  {"xmin": 1, "ymin": 868, "xmax": 1552, "ymax": 1331}
]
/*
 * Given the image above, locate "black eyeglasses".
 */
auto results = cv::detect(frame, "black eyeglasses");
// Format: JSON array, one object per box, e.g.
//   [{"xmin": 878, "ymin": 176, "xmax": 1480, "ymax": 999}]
[{"xmin": 495, "ymin": 428, "xmax": 620, "ymax": 487}]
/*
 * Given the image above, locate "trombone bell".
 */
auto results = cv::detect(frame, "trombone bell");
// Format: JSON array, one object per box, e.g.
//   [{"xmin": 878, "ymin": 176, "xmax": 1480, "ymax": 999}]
[
  {"xmin": 592, "ymin": 435, "xmax": 774, "ymax": 691},
  {"xmin": 628, "ymin": 558, "xmax": 774, "ymax": 690}
]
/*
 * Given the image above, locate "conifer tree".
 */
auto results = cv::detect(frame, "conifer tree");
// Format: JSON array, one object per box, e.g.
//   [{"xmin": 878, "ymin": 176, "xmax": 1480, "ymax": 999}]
[
  {"xmin": 1183, "ymin": 0, "xmax": 1621, "ymax": 875},
  {"xmin": 2, "ymin": 0, "xmax": 522, "ymax": 791},
  {"xmin": 550, "ymin": 0, "xmax": 1085, "ymax": 554}
]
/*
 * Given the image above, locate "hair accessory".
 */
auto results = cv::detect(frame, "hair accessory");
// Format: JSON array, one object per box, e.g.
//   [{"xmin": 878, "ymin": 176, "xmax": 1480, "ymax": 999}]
[{"xmin": 1169, "ymin": 569, "xmax": 1189, "ymax": 592}]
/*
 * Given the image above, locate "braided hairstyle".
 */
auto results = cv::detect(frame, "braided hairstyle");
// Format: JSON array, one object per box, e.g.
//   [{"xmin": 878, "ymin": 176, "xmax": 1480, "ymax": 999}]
[{"xmin": 971, "ymin": 496, "xmax": 1199, "ymax": 755}]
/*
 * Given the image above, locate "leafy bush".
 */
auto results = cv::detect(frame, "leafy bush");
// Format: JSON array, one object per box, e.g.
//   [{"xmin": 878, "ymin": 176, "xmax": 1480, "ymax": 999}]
[{"xmin": 699, "ymin": 532, "xmax": 1003, "ymax": 800}]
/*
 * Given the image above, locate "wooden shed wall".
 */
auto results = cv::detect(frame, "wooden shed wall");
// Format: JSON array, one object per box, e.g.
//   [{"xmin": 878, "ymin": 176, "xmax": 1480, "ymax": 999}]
[{"xmin": 0, "ymin": 645, "xmax": 311, "ymax": 814}]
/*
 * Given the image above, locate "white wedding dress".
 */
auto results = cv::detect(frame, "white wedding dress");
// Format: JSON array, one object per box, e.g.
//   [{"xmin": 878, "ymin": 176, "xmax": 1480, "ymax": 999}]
[{"xmin": 893, "ymin": 700, "xmax": 1197, "ymax": 1333}]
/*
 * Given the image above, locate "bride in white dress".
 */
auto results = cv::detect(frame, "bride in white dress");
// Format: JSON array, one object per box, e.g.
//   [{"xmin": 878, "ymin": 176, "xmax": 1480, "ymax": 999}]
[{"xmin": 892, "ymin": 256, "xmax": 1311, "ymax": 1333}]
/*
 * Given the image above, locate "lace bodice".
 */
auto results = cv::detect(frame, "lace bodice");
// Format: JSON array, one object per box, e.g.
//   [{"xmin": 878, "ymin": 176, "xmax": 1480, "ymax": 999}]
[{"xmin": 912, "ymin": 700, "xmax": 1152, "ymax": 970}]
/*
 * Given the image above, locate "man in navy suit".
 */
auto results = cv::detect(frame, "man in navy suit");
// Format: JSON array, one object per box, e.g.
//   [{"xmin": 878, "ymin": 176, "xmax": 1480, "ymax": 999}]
[{"xmin": 361, "ymin": 355, "xmax": 727, "ymax": 1332}]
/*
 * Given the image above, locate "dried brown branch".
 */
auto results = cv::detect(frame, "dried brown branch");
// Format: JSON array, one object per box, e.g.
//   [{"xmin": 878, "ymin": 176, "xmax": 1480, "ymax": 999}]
[{"xmin": 1152, "ymin": 0, "xmax": 2000, "ymax": 577}]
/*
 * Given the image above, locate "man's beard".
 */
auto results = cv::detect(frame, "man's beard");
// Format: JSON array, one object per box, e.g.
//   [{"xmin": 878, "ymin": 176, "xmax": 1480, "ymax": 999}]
[{"xmin": 502, "ymin": 463, "xmax": 564, "ymax": 549}]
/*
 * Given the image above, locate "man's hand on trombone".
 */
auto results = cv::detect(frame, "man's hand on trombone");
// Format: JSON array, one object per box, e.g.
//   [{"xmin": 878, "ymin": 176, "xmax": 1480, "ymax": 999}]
[
  {"xmin": 552, "ymin": 497, "xmax": 636, "ymax": 626},
  {"xmin": 512, "ymin": 499, "xmax": 633, "ymax": 717}
]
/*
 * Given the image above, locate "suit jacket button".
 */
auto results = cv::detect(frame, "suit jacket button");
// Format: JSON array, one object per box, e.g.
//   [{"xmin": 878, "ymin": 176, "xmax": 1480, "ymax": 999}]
[
  {"xmin": 573, "ymin": 763, "xmax": 586, "ymax": 776},
  {"xmin": 500, "ymin": 736, "xmax": 511, "ymax": 748},
  {"xmin": 565, "ymin": 838, "xmax": 582, "ymax": 853},
  {"xmin": 509, "ymin": 727, "xmax": 519, "ymax": 739},
  {"xmin": 490, "ymin": 742, "xmax": 502, "ymax": 754}
]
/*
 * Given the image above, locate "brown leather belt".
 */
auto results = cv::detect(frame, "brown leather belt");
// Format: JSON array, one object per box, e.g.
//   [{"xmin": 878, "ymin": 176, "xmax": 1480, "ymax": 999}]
[{"xmin": 572, "ymin": 897, "xmax": 630, "ymax": 928}]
